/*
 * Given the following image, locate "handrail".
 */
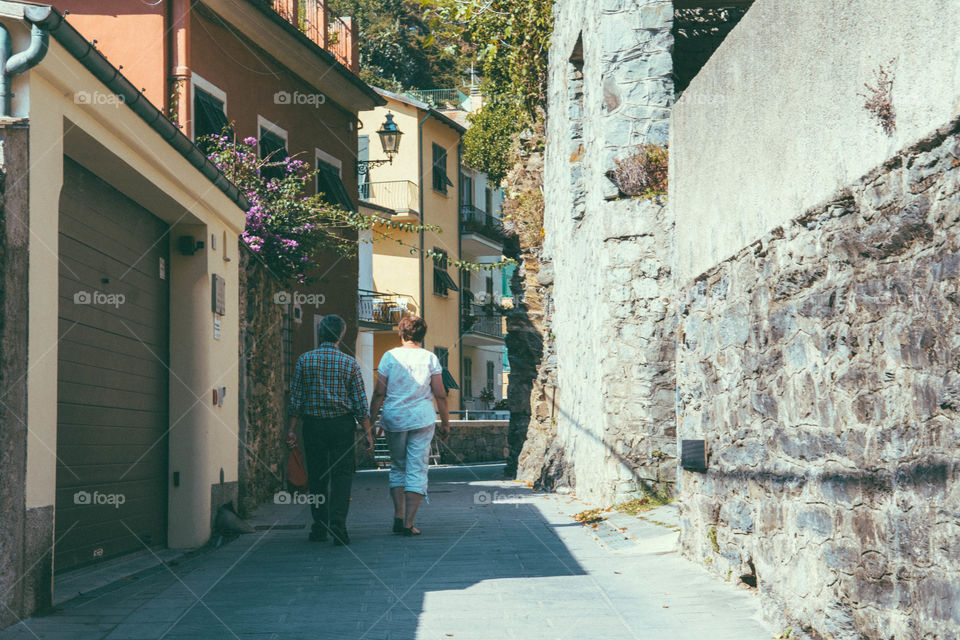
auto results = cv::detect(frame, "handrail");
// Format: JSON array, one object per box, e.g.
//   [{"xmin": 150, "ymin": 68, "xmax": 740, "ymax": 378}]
[
  {"xmin": 359, "ymin": 180, "xmax": 419, "ymax": 213},
  {"xmin": 268, "ymin": 0, "xmax": 357, "ymax": 71},
  {"xmin": 358, "ymin": 290, "xmax": 417, "ymax": 325},
  {"xmin": 459, "ymin": 204, "xmax": 505, "ymax": 243},
  {"xmin": 461, "ymin": 302, "xmax": 504, "ymax": 339},
  {"xmin": 405, "ymin": 88, "xmax": 469, "ymax": 110}
]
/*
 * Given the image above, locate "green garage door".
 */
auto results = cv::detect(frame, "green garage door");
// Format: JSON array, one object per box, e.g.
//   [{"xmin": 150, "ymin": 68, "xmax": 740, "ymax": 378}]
[{"xmin": 55, "ymin": 158, "xmax": 170, "ymax": 571}]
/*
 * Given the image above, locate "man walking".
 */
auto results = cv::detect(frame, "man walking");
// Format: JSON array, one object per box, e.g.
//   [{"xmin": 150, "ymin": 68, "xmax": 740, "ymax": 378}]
[{"xmin": 288, "ymin": 315, "xmax": 373, "ymax": 545}]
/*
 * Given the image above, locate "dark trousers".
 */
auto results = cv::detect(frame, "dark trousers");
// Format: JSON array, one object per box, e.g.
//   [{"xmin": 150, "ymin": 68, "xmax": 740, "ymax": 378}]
[{"xmin": 301, "ymin": 414, "xmax": 357, "ymax": 532}]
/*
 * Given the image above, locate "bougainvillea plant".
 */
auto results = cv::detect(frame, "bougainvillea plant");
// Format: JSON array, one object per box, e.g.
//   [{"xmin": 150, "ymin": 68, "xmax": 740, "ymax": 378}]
[
  {"xmin": 203, "ymin": 132, "xmax": 512, "ymax": 282},
  {"xmin": 204, "ymin": 133, "xmax": 376, "ymax": 282}
]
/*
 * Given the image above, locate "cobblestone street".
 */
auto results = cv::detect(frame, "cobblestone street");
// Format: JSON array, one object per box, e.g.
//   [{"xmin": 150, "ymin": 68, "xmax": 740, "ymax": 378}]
[{"xmin": 2, "ymin": 464, "xmax": 772, "ymax": 640}]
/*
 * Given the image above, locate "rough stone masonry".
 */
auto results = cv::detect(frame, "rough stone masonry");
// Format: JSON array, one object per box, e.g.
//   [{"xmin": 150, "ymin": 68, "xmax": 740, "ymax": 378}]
[
  {"xmin": 511, "ymin": 0, "xmax": 679, "ymax": 506},
  {"xmin": 677, "ymin": 122, "xmax": 960, "ymax": 639}
]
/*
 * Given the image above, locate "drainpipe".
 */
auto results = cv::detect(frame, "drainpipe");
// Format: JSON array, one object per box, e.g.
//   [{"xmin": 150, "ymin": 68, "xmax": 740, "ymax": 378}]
[
  {"xmin": 169, "ymin": 0, "xmax": 191, "ymax": 132},
  {"xmin": 417, "ymin": 110, "xmax": 433, "ymax": 321},
  {"xmin": 0, "ymin": 7, "xmax": 51, "ymax": 117}
]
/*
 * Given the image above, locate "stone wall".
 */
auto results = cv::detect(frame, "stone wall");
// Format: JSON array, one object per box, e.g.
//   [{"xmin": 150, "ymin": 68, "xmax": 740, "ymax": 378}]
[
  {"xmin": 519, "ymin": 0, "xmax": 678, "ymax": 505},
  {"xmin": 671, "ymin": 0, "xmax": 960, "ymax": 284},
  {"xmin": 357, "ymin": 421, "xmax": 509, "ymax": 469},
  {"xmin": 0, "ymin": 123, "xmax": 52, "ymax": 628},
  {"xmin": 677, "ymin": 122, "xmax": 960, "ymax": 640},
  {"xmin": 440, "ymin": 421, "xmax": 509, "ymax": 465},
  {"xmin": 237, "ymin": 249, "xmax": 287, "ymax": 515}
]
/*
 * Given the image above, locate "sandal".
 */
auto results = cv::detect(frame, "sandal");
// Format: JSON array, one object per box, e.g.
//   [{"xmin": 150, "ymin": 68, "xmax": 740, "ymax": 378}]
[
  {"xmin": 402, "ymin": 526, "xmax": 421, "ymax": 537},
  {"xmin": 393, "ymin": 518, "xmax": 404, "ymax": 534}
]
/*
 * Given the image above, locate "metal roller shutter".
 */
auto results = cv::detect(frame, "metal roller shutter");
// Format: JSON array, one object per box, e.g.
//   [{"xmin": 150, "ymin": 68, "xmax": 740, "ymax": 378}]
[{"xmin": 55, "ymin": 158, "xmax": 170, "ymax": 571}]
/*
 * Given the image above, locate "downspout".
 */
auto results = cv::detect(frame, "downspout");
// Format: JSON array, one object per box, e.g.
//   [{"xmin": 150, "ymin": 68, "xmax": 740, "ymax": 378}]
[
  {"xmin": 0, "ymin": 7, "xmax": 51, "ymax": 117},
  {"xmin": 456, "ymin": 140, "xmax": 463, "ymax": 411},
  {"xmin": 169, "ymin": 0, "xmax": 192, "ymax": 131},
  {"xmin": 417, "ymin": 110, "xmax": 432, "ymax": 322}
]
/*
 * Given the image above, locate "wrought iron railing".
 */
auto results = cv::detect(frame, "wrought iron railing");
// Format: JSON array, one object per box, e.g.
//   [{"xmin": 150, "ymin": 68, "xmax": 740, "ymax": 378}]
[
  {"xmin": 461, "ymin": 303, "xmax": 504, "ymax": 339},
  {"xmin": 359, "ymin": 180, "xmax": 419, "ymax": 214},
  {"xmin": 459, "ymin": 205, "xmax": 505, "ymax": 244},
  {"xmin": 267, "ymin": 0, "xmax": 357, "ymax": 71},
  {"xmin": 358, "ymin": 290, "xmax": 416, "ymax": 326},
  {"xmin": 449, "ymin": 409, "xmax": 510, "ymax": 421},
  {"xmin": 405, "ymin": 89, "xmax": 469, "ymax": 110}
]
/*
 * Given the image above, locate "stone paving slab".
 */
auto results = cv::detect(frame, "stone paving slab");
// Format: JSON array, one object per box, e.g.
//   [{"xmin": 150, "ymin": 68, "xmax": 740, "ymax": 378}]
[{"xmin": 0, "ymin": 464, "xmax": 773, "ymax": 639}]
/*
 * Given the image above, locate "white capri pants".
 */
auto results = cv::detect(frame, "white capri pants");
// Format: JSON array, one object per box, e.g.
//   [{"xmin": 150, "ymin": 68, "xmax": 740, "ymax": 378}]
[{"xmin": 387, "ymin": 423, "xmax": 435, "ymax": 500}]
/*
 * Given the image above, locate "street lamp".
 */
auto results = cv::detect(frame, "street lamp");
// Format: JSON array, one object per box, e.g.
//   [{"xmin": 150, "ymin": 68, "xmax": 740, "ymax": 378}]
[{"xmin": 357, "ymin": 113, "xmax": 403, "ymax": 178}]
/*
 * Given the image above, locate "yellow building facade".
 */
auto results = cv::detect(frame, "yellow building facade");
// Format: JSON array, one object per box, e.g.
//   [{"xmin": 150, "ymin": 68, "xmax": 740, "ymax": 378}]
[{"xmin": 357, "ymin": 90, "xmax": 465, "ymax": 409}]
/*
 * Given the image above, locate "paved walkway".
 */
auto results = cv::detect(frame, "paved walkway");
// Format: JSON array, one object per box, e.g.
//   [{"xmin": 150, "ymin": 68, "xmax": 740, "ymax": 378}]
[{"xmin": 1, "ymin": 464, "xmax": 773, "ymax": 639}]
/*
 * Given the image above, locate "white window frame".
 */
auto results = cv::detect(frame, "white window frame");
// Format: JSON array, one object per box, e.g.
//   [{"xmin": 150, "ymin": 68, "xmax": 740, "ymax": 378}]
[
  {"xmin": 315, "ymin": 148, "xmax": 343, "ymax": 175},
  {"xmin": 257, "ymin": 115, "xmax": 289, "ymax": 152},
  {"xmin": 190, "ymin": 73, "xmax": 227, "ymax": 142}
]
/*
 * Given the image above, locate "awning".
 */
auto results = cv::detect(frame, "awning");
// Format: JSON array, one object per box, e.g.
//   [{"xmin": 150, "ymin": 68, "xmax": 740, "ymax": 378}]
[
  {"xmin": 317, "ymin": 162, "xmax": 356, "ymax": 211},
  {"xmin": 441, "ymin": 367, "xmax": 460, "ymax": 391},
  {"xmin": 436, "ymin": 269, "xmax": 459, "ymax": 292}
]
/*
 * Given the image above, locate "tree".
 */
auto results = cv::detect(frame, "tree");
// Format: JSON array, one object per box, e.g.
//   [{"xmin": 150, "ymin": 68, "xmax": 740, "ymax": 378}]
[
  {"xmin": 426, "ymin": 0, "xmax": 554, "ymax": 184},
  {"xmin": 327, "ymin": 0, "xmax": 469, "ymax": 90}
]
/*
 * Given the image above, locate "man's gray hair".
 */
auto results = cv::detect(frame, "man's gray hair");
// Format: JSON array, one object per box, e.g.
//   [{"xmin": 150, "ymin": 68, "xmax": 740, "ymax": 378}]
[{"xmin": 317, "ymin": 314, "xmax": 347, "ymax": 344}]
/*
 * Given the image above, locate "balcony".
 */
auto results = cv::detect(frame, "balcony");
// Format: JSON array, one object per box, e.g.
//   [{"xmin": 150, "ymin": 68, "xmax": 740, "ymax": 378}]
[
  {"xmin": 460, "ymin": 205, "xmax": 505, "ymax": 255},
  {"xmin": 405, "ymin": 89, "xmax": 469, "ymax": 111},
  {"xmin": 461, "ymin": 302, "xmax": 505, "ymax": 344},
  {"xmin": 359, "ymin": 180, "xmax": 419, "ymax": 219},
  {"xmin": 267, "ymin": 0, "xmax": 358, "ymax": 72},
  {"xmin": 358, "ymin": 290, "xmax": 416, "ymax": 330}
]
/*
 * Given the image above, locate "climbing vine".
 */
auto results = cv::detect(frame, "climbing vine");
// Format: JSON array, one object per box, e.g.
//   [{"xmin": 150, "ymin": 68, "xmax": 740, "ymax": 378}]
[
  {"xmin": 203, "ymin": 132, "xmax": 512, "ymax": 282},
  {"xmin": 426, "ymin": 0, "xmax": 554, "ymax": 184}
]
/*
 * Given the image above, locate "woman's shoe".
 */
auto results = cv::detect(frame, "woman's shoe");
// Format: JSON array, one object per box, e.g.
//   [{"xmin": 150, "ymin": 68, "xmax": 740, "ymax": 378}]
[
  {"xmin": 393, "ymin": 518, "xmax": 404, "ymax": 534},
  {"xmin": 402, "ymin": 526, "xmax": 421, "ymax": 537}
]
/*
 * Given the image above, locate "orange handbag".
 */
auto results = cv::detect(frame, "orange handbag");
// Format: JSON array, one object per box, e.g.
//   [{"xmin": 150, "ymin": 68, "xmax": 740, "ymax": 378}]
[{"xmin": 287, "ymin": 442, "xmax": 308, "ymax": 488}]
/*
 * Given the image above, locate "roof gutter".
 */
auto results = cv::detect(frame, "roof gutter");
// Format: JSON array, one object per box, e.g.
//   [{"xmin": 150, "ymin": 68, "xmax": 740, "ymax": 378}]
[{"xmin": 23, "ymin": 5, "xmax": 250, "ymax": 212}]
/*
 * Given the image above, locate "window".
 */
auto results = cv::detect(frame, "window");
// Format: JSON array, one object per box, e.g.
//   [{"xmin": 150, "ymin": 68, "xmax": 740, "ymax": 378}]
[
  {"xmin": 463, "ymin": 357, "xmax": 473, "ymax": 398},
  {"xmin": 434, "ymin": 346, "xmax": 459, "ymax": 391},
  {"xmin": 485, "ymin": 275, "xmax": 494, "ymax": 298},
  {"xmin": 432, "ymin": 248, "xmax": 458, "ymax": 297},
  {"xmin": 358, "ymin": 135, "xmax": 370, "ymax": 200},
  {"xmin": 316, "ymin": 159, "xmax": 355, "ymax": 210},
  {"xmin": 486, "ymin": 361, "xmax": 495, "ymax": 392},
  {"xmin": 259, "ymin": 121, "xmax": 288, "ymax": 182},
  {"xmin": 461, "ymin": 269, "xmax": 473, "ymax": 308},
  {"xmin": 193, "ymin": 88, "xmax": 229, "ymax": 149},
  {"xmin": 485, "ymin": 187, "xmax": 493, "ymax": 215},
  {"xmin": 569, "ymin": 33, "xmax": 585, "ymax": 220},
  {"xmin": 432, "ymin": 143, "xmax": 453, "ymax": 193},
  {"xmin": 460, "ymin": 173, "xmax": 473, "ymax": 206}
]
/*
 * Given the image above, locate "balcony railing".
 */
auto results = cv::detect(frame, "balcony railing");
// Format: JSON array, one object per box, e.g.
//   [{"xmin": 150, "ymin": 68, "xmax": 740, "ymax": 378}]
[
  {"xmin": 461, "ymin": 303, "xmax": 504, "ymax": 339},
  {"xmin": 267, "ymin": 0, "xmax": 358, "ymax": 72},
  {"xmin": 359, "ymin": 180, "xmax": 419, "ymax": 214},
  {"xmin": 405, "ymin": 89, "xmax": 469, "ymax": 110},
  {"xmin": 358, "ymin": 290, "xmax": 416, "ymax": 326},
  {"xmin": 459, "ymin": 205, "xmax": 505, "ymax": 244}
]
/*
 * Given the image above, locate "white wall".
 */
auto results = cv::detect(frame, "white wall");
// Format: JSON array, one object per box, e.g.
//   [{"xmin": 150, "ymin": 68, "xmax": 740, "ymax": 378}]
[{"xmin": 671, "ymin": 0, "xmax": 960, "ymax": 284}]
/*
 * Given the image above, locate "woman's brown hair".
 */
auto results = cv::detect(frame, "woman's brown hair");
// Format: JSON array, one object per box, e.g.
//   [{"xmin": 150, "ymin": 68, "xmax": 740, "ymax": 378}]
[{"xmin": 398, "ymin": 315, "xmax": 427, "ymax": 343}]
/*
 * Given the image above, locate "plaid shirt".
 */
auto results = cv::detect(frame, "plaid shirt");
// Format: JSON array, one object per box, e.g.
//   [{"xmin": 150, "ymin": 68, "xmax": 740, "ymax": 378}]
[{"xmin": 288, "ymin": 343, "xmax": 369, "ymax": 421}]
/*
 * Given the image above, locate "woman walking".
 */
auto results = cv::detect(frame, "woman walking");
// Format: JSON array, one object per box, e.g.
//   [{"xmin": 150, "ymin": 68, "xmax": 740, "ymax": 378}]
[{"xmin": 369, "ymin": 315, "xmax": 450, "ymax": 536}]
